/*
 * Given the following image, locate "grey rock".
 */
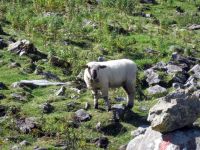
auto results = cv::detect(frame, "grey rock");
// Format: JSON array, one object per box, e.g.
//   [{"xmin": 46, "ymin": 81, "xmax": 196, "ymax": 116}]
[
  {"xmin": 40, "ymin": 103, "xmax": 54, "ymax": 114},
  {"xmin": 84, "ymin": 102, "xmax": 90, "ymax": 110},
  {"xmin": 114, "ymin": 97, "xmax": 126, "ymax": 102},
  {"xmin": 147, "ymin": 85, "xmax": 167, "ymax": 95},
  {"xmin": 9, "ymin": 62, "xmax": 21, "ymax": 68},
  {"xmin": 55, "ymin": 86, "xmax": 66, "ymax": 96},
  {"xmin": 66, "ymin": 101, "xmax": 81, "ymax": 112},
  {"xmin": 190, "ymin": 64, "xmax": 200, "ymax": 79},
  {"xmin": 169, "ymin": 45, "xmax": 184, "ymax": 54},
  {"xmin": 172, "ymin": 72, "xmax": 189, "ymax": 84},
  {"xmin": 131, "ymin": 126, "xmax": 148, "ymax": 138},
  {"xmin": 188, "ymin": 24, "xmax": 200, "ymax": 30},
  {"xmin": 147, "ymin": 90, "xmax": 200, "ymax": 133},
  {"xmin": 126, "ymin": 127, "xmax": 200, "ymax": 150},
  {"xmin": 8, "ymin": 39, "xmax": 47, "ymax": 61},
  {"xmin": 152, "ymin": 61, "xmax": 166, "ymax": 71},
  {"xmin": 12, "ymin": 80, "xmax": 67, "ymax": 88},
  {"xmin": 20, "ymin": 140, "xmax": 31, "ymax": 146},
  {"xmin": 11, "ymin": 145, "xmax": 21, "ymax": 150},
  {"xmin": 16, "ymin": 117, "xmax": 39, "ymax": 134},
  {"xmin": 0, "ymin": 105, "xmax": 6, "ymax": 117},
  {"xmin": 111, "ymin": 104, "xmax": 125, "ymax": 121},
  {"xmin": 172, "ymin": 82, "xmax": 184, "ymax": 89},
  {"xmin": 166, "ymin": 64, "xmax": 182, "ymax": 74},
  {"xmin": 184, "ymin": 76, "xmax": 199, "ymax": 88},
  {"xmin": 10, "ymin": 93, "xmax": 28, "ymax": 102},
  {"xmin": 34, "ymin": 66, "xmax": 44, "ymax": 75},
  {"xmin": 145, "ymin": 68, "xmax": 160, "ymax": 85},
  {"xmin": 94, "ymin": 137, "xmax": 109, "ymax": 149},
  {"xmin": 0, "ymin": 82, "xmax": 7, "ymax": 90},
  {"xmin": 41, "ymin": 71, "xmax": 61, "ymax": 81},
  {"xmin": 118, "ymin": 144, "xmax": 127, "ymax": 150},
  {"xmin": 75, "ymin": 109, "xmax": 91, "ymax": 122},
  {"xmin": 95, "ymin": 122, "xmax": 102, "ymax": 132},
  {"xmin": 0, "ymin": 93, "xmax": 5, "ymax": 100},
  {"xmin": 98, "ymin": 56, "xmax": 105, "ymax": 62}
]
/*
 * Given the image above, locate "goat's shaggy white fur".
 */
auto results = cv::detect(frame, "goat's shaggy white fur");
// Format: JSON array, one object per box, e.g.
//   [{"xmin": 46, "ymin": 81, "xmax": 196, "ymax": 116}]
[{"xmin": 84, "ymin": 59, "xmax": 137, "ymax": 110}]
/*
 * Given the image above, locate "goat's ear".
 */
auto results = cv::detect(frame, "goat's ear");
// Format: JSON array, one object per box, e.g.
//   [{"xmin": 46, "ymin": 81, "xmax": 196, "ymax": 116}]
[
  {"xmin": 83, "ymin": 65, "xmax": 89, "ymax": 68},
  {"xmin": 99, "ymin": 65, "xmax": 107, "ymax": 69}
]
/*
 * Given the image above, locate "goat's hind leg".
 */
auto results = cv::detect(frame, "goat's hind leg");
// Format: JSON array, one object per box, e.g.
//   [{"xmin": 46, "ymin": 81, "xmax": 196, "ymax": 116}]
[{"xmin": 123, "ymin": 81, "xmax": 135, "ymax": 109}]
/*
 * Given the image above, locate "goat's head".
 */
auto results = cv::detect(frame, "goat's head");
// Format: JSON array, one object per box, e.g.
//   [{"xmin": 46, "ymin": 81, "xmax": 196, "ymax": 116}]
[{"xmin": 85, "ymin": 62, "xmax": 107, "ymax": 81}]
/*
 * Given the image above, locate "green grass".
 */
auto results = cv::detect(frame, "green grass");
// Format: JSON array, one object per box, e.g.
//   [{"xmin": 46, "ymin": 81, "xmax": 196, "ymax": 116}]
[{"xmin": 0, "ymin": 0, "xmax": 200, "ymax": 149}]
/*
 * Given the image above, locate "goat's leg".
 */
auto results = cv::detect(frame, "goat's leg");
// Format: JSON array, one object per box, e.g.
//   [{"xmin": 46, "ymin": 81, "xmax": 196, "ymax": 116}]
[
  {"xmin": 92, "ymin": 90, "xmax": 98, "ymax": 109},
  {"xmin": 123, "ymin": 81, "xmax": 135, "ymax": 109}
]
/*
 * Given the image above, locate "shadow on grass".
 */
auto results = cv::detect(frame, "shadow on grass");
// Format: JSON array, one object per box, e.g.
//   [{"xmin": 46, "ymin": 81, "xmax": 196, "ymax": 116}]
[
  {"xmin": 123, "ymin": 109, "xmax": 150, "ymax": 127},
  {"xmin": 100, "ymin": 122, "xmax": 127, "ymax": 136}
]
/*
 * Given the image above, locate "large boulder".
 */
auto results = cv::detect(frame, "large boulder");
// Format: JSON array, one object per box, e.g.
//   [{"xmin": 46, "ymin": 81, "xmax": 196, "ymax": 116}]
[
  {"xmin": 126, "ymin": 127, "xmax": 200, "ymax": 150},
  {"xmin": 147, "ymin": 85, "xmax": 167, "ymax": 95},
  {"xmin": 147, "ymin": 89, "xmax": 200, "ymax": 133}
]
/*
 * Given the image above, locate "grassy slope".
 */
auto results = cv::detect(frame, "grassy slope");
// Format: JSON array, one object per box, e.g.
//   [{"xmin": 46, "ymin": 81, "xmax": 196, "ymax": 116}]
[{"xmin": 0, "ymin": 0, "xmax": 200, "ymax": 149}]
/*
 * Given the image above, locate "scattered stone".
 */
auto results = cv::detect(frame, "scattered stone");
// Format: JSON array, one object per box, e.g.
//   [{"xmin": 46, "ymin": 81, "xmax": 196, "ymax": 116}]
[
  {"xmin": 94, "ymin": 137, "xmax": 109, "ymax": 149},
  {"xmin": 49, "ymin": 56, "xmax": 70, "ymax": 68},
  {"xmin": 16, "ymin": 117, "xmax": 39, "ymax": 133},
  {"xmin": 126, "ymin": 127, "xmax": 200, "ymax": 150},
  {"xmin": 118, "ymin": 144, "xmax": 127, "ymax": 150},
  {"xmin": 34, "ymin": 66, "xmax": 45, "ymax": 75},
  {"xmin": 166, "ymin": 64, "xmax": 182, "ymax": 74},
  {"xmin": 169, "ymin": 45, "xmax": 184, "ymax": 54},
  {"xmin": 147, "ymin": 85, "xmax": 167, "ymax": 95},
  {"xmin": 9, "ymin": 62, "xmax": 21, "ymax": 68},
  {"xmin": 55, "ymin": 86, "xmax": 66, "ymax": 96},
  {"xmin": 172, "ymin": 82, "xmax": 184, "ymax": 89},
  {"xmin": 8, "ymin": 39, "xmax": 47, "ymax": 61},
  {"xmin": 189, "ymin": 64, "xmax": 200, "ymax": 79},
  {"xmin": 20, "ymin": 140, "xmax": 31, "ymax": 146},
  {"xmin": 114, "ymin": 97, "xmax": 126, "ymax": 102},
  {"xmin": 98, "ymin": 56, "xmax": 105, "ymax": 62},
  {"xmin": 144, "ymin": 68, "xmax": 160, "ymax": 85},
  {"xmin": 188, "ymin": 24, "xmax": 200, "ymax": 30},
  {"xmin": 131, "ymin": 126, "xmax": 148, "ymax": 138},
  {"xmin": 11, "ymin": 145, "xmax": 21, "ymax": 150},
  {"xmin": 75, "ymin": 109, "xmax": 91, "ymax": 122},
  {"xmin": 66, "ymin": 101, "xmax": 81, "ymax": 112},
  {"xmin": 12, "ymin": 80, "xmax": 67, "ymax": 88},
  {"xmin": 0, "ymin": 105, "xmax": 7, "ymax": 117},
  {"xmin": 152, "ymin": 61, "xmax": 166, "ymax": 71},
  {"xmin": 10, "ymin": 93, "xmax": 28, "ymax": 102},
  {"xmin": 0, "ymin": 38, "xmax": 8, "ymax": 49},
  {"xmin": 0, "ymin": 82, "xmax": 7, "ymax": 90},
  {"xmin": 40, "ymin": 103, "xmax": 54, "ymax": 114},
  {"xmin": 0, "ymin": 93, "xmax": 5, "ymax": 100},
  {"xmin": 111, "ymin": 104, "xmax": 125, "ymax": 121},
  {"xmin": 147, "ymin": 90, "xmax": 200, "ymax": 133},
  {"xmin": 184, "ymin": 76, "xmax": 198, "ymax": 88},
  {"xmin": 95, "ymin": 122, "xmax": 102, "ymax": 132},
  {"xmin": 41, "ymin": 71, "xmax": 61, "ymax": 81},
  {"xmin": 172, "ymin": 72, "xmax": 189, "ymax": 84},
  {"xmin": 84, "ymin": 102, "xmax": 90, "ymax": 110}
]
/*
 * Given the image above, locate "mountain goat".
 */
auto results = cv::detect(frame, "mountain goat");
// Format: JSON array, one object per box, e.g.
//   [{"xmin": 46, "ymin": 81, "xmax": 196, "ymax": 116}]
[{"xmin": 84, "ymin": 59, "xmax": 137, "ymax": 111}]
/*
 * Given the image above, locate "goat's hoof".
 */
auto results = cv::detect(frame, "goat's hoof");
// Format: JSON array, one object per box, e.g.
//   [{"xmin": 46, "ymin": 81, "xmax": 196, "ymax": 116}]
[{"xmin": 126, "ymin": 105, "xmax": 133, "ymax": 110}]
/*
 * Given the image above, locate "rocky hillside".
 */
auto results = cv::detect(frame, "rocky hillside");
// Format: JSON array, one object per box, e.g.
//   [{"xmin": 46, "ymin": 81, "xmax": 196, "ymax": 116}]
[{"xmin": 0, "ymin": 0, "xmax": 200, "ymax": 150}]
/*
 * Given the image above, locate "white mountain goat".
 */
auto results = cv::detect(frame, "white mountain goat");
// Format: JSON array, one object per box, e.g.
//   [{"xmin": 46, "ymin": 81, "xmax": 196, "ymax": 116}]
[{"xmin": 84, "ymin": 59, "xmax": 137, "ymax": 111}]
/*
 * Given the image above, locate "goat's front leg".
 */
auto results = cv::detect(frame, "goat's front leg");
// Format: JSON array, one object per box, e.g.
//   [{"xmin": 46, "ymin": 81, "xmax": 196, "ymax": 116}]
[
  {"xmin": 101, "ymin": 86, "xmax": 111, "ymax": 111},
  {"xmin": 92, "ymin": 90, "xmax": 98, "ymax": 109}
]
